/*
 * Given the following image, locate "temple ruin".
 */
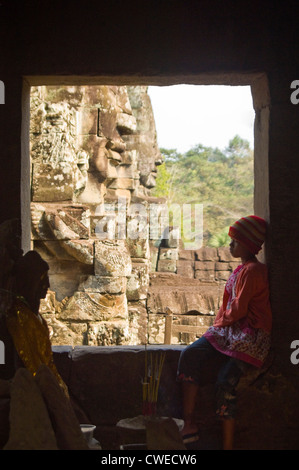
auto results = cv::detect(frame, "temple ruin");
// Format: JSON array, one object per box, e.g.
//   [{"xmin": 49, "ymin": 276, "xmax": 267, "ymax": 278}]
[
  {"xmin": 30, "ymin": 85, "xmax": 238, "ymax": 347},
  {"xmin": 1, "ymin": 0, "xmax": 299, "ymax": 450},
  {"xmin": 30, "ymin": 85, "xmax": 161, "ymax": 346}
]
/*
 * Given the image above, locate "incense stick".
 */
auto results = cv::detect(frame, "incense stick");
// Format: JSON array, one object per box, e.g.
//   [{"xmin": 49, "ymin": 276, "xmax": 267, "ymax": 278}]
[{"xmin": 142, "ymin": 350, "xmax": 166, "ymax": 416}]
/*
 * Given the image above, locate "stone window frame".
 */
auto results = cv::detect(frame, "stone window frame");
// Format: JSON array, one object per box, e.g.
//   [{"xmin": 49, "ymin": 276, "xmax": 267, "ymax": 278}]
[
  {"xmin": 20, "ymin": 73, "xmax": 270, "ymax": 345},
  {"xmin": 22, "ymin": 73, "xmax": 270, "ymax": 254}
]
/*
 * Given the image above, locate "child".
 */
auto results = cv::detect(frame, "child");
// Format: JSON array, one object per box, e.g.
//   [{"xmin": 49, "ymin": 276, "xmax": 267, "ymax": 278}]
[{"xmin": 177, "ymin": 215, "xmax": 272, "ymax": 450}]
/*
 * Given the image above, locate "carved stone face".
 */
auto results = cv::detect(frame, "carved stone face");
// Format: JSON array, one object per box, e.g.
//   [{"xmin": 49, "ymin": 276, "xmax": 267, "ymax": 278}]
[
  {"xmin": 86, "ymin": 86, "xmax": 133, "ymax": 183},
  {"xmin": 138, "ymin": 144, "xmax": 163, "ymax": 189},
  {"xmin": 126, "ymin": 86, "xmax": 163, "ymax": 190},
  {"xmin": 29, "ymin": 85, "xmax": 164, "ymax": 345},
  {"xmin": 31, "ymin": 85, "xmax": 162, "ymax": 201}
]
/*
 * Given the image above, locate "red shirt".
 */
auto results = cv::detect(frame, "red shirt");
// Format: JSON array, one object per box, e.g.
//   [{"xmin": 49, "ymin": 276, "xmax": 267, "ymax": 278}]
[{"xmin": 213, "ymin": 259, "xmax": 272, "ymax": 333}]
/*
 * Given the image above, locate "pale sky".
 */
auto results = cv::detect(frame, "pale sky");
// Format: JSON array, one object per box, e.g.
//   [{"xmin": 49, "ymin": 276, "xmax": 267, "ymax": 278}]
[{"xmin": 148, "ymin": 85, "xmax": 255, "ymax": 153}]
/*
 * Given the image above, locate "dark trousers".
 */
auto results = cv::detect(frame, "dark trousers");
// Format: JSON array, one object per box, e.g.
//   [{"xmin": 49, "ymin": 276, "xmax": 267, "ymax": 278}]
[{"xmin": 177, "ymin": 336, "xmax": 251, "ymax": 419}]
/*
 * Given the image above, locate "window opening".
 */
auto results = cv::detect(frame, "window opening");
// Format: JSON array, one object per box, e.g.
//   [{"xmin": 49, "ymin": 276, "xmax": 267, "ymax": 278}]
[{"xmin": 28, "ymin": 82, "xmax": 256, "ymax": 348}]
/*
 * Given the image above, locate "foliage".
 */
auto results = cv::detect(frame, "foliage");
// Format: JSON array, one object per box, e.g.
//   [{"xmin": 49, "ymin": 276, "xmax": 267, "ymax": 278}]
[
  {"xmin": 152, "ymin": 135, "xmax": 253, "ymax": 246},
  {"xmin": 209, "ymin": 226, "xmax": 231, "ymax": 248}
]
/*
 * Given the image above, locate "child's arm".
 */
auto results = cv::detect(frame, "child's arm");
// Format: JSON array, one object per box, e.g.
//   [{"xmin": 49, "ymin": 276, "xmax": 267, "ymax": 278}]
[{"xmin": 213, "ymin": 268, "xmax": 257, "ymax": 327}]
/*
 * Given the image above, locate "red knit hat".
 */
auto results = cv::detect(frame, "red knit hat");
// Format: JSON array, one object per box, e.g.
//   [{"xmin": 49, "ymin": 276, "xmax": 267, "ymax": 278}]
[{"xmin": 228, "ymin": 215, "xmax": 267, "ymax": 254}]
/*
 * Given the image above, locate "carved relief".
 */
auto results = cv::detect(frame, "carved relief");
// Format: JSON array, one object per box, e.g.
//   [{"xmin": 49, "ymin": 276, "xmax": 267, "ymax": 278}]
[{"xmin": 30, "ymin": 85, "xmax": 162, "ymax": 346}]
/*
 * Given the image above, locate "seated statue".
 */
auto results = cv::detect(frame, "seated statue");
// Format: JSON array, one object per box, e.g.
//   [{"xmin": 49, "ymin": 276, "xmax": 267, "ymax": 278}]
[
  {"xmin": 1, "ymin": 224, "xmax": 92, "ymax": 449},
  {"xmin": 5, "ymin": 250, "xmax": 68, "ymax": 397}
]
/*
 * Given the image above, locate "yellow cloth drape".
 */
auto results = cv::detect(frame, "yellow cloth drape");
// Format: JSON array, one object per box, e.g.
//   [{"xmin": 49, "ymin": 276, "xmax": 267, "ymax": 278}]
[{"xmin": 6, "ymin": 297, "xmax": 69, "ymax": 397}]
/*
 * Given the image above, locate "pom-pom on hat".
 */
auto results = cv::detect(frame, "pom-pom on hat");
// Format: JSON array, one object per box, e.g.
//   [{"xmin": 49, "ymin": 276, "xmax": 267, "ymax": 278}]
[{"xmin": 228, "ymin": 215, "xmax": 267, "ymax": 254}]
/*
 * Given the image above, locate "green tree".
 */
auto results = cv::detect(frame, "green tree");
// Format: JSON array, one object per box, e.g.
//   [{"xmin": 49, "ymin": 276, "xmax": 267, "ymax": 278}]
[
  {"xmin": 209, "ymin": 226, "xmax": 231, "ymax": 247},
  {"xmin": 152, "ymin": 163, "xmax": 171, "ymax": 198},
  {"xmin": 225, "ymin": 135, "xmax": 252, "ymax": 159},
  {"xmin": 151, "ymin": 135, "xmax": 253, "ymax": 246}
]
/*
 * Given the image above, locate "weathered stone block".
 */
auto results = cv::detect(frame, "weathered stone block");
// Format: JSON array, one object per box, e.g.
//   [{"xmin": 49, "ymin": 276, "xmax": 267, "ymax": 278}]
[
  {"xmin": 116, "ymin": 86, "xmax": 133, "ymax": 115},
  {"xmin": 147, "ymin": 278, "xmax": 220, "ymax": 316},
  {"xmin": 116, "ymin": 164, "xmax": 138, "ymax": 179},
  {"xmin": 127, "ymin": 300, "xmax": 148, "ymax": 344},
  {"xmin": 126, "ymin": 215, "xmax": 149, "ymax": 241},
  {"xmin": 40, "ymin": 290, "xmax": 57, "ymax": 315},
  {"xmin": 194, "ymin": 270, "xmax": 216, "ymax": 282},
  {"xmin": 32, "ymin": 204, "xmax": 90, "ymax": 243},
  {"xmin": 98, "ymin": 107, "xmax": 118, "ymax": 141},
  {"xmin": 179, "ymin": 249, "xmax": 195, "ymax": 260},
  {"xmin": 59, "ymin": 206, "xmax": 90, "ymax": 237},
  {"xmin": 36, "ymin": 240, "xmax": 73, "ymax": 261},
  {"xmin": 49, "ymin": 271, "xmax": 94, "ymax": 302},
  {"xmin": 32, "ymin": 162, "xmax": 75, "ymax": 202},
  {"xmin": 170, "ymin": 314, "xmax": 215, "ymax": 344},
  {"xmin": 161, "ymin": 226, "xmax": 180, "ymax": 248},
  {"xmin": 47, "ymin": 316, "xmax": 87, "ymax": 346},
  {"xmin": 78, "ymin": 134, "xmax": 107, "ymax": 156},
  {"xmin": 194, "ymin": 246, "xmax": 218, "ymax": 261},
  {"xmin": 126, "ymin": 262, "xmax": 150, "ymax": 301},
  {"xmin": 147, "ymin": 314, "xmax": 166, "ymax": 344},
  {"xmin": 61, "ymin": 239, "xmax": 94, "ymax": 264},
  {"xmin": 107, "ymin": 149, "xmax": 122, "ymax": 164},
  {"xmin": 44, "ymin": 216, "xmax": 78, "ymax": 241},
  {"xmin": 215, "ymin": 270, "xmax": 231, "ymax": 281},
  {"xmin": 159, "ymin": 248, "xmax": 179, "ymax": 260},
  {"xmin": 215, "ymin": 261, "xmax": 230, "ymax": 271},
  {"xmin": 149, "ymin": 245, "xmax": 159, "ymax": 271},
  {"xmin": 126, "ymin": 237, "xmax": 150, "ymax": 259},
  {"xmin": 108, "ymin": 177, "xmax": 137, "ymax": 190},
  {"xmin": 76, "ymin": 173, "xmax": 105, "ymax": 205},
  {"xmin": 176, "ymin": 259, "xmax": 194, "ymax": 278},
  {"xmin": 77, "ymin": 107, "xmax": 98, "ymax": 135},
  {"xmin": 87, "ymin": 321, "xmax": 132, "ymax": 346},
  {"xmin": 57, "ymin": 291, "xmax": 128, "ymax": 322},
  {"xmin": 94, "ymin": 240, "xmax": 132, "ymax": 277},
  {"xmin": 218, "ymin": 246, "xmax": 234, "ymax": 262},
  {"xmin": 121, "ymin": 150, "xmax": 138, "ymax": 165},
  {"xmin": 116, "ymin": 112, "xmax": 137, "ymax": 134},
  {"xmin": 194, "ymin": 260, "xmax": 215, "ymax": 271},
  {"xmin": 78, "ymin": 275, "xmax": 127, "ymax": 294},
  {"xmin": 157, "ymin": 259, "xmax": 177, "ymax": 273},
  {"xmin": 92, "ymin": 212, "xmax": 117, "ymax": 240}
]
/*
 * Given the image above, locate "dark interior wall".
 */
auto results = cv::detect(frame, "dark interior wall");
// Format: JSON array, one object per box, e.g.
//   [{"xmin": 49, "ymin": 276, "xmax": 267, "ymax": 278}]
[
  {"xmin": 1, "ymin": 0, "xmax": 299, "ymax": 441},
  {"xmin": 0, "ymin": 1, "xmax": 272, "ymax": 78},
  {"xmin": 1, "ymin": 0, "xmax": 293, "ymax": 216}
]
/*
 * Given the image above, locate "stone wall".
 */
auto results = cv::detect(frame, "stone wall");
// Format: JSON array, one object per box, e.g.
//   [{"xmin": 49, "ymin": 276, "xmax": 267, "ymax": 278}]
[
  {"xmin": 156, "ymin": 245, "xmax": 240, "ymax": 281},
  {"xmin": 148, "ymin": 245, "xmax": 238, "ymax": 344},
  {"xmin": 30, "ymin": 85, "xmax": 165, "ymax": 347}
]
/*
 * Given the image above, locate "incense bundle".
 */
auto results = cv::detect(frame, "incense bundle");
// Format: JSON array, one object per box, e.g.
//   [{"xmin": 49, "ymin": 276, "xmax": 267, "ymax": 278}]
[{"xmin": 142, "ymin": 351, "xmax": 166, "ymax": 416}]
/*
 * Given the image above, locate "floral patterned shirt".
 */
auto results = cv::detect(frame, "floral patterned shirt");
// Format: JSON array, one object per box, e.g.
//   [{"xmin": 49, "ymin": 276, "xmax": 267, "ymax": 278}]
[{"xmin": 204, "ymin": 260, "xmax": 272, "ymax": 368}]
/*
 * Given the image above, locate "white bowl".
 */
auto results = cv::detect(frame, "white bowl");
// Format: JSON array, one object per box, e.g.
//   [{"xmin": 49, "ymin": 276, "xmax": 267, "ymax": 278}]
[{"xmin": 80, "ymin": 424, "xmax": 96, "ymax": 444}]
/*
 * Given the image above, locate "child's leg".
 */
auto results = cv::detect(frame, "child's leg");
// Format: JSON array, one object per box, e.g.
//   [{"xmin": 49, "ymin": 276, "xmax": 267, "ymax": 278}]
[
  {"xmin": 222, "ymin": 418, "xmax": 235, "ymax": 450},
  {"xmin": 181, "ymin": 381, "xmax": 199, "ymax": 436},
  {"xmin": 177, "ymin": 337, "xmax": 226, "ymax": 440},
  {"xmin": 216, "ymin": 358, "xmax": 249, "ymax": 449}
]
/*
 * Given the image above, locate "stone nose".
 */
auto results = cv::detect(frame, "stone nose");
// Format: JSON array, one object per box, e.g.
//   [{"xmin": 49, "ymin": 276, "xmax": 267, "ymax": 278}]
[{"xmin": 155, "ymin": 155, "xmax": 164, "ymax": 167}]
